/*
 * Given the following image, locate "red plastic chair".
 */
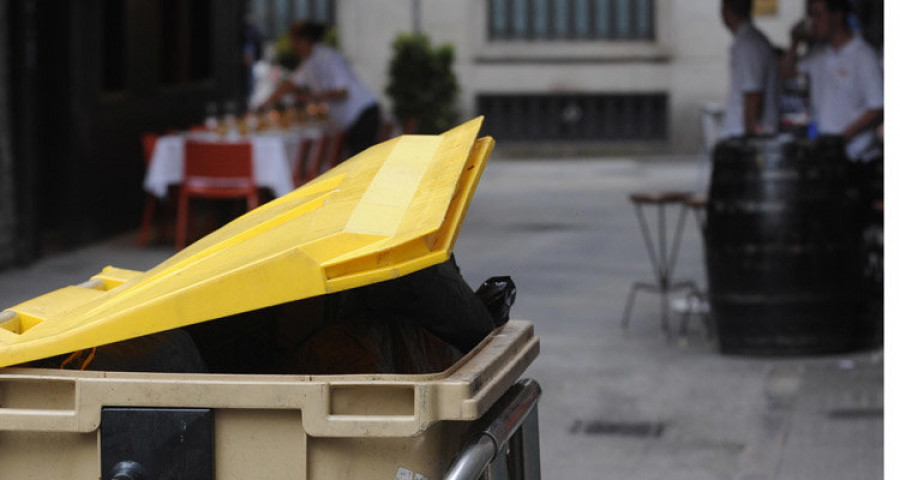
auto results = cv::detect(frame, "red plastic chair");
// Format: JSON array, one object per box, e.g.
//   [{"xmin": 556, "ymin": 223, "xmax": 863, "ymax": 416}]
[
  {"xmin": 323, "ymin": 129, "xmax": 346, "ymax": 170},
  {"xmin": 377, "ymin": 117, "xmax": 400, "ymax": 142},
  {"xmin": 299, "ymin": 129, "xmax": 346, "ymax": 185},
  {"xmin": 175, "ymin": 141, "xmax": 260, "ymax": 250},
  {"xmin": 291, "ymin": 137, "xmax": 315, "ymax": 188},
  {"xmin": 139, "ymin": 133, "xmax": 160, "ymax": 247},
  {"xmin": 401, "ymin": 117, "xmax": 418, "ymax": 134}
]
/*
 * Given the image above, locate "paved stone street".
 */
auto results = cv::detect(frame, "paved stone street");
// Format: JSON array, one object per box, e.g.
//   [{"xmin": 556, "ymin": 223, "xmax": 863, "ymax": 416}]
[{"xmin": 0, "ymin": 154, "xmax": 884, "ymax": 480}]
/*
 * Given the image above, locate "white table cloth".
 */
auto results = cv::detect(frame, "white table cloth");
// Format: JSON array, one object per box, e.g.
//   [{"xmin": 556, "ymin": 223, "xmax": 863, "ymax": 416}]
[{"xmin": 143, "ymin": 126, "xmax": 324, "ymax": 199}]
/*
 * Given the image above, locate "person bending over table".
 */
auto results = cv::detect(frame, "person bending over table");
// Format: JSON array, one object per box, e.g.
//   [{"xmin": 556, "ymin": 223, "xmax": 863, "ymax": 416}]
[{"xmin": 258, "ymin": 22, "xmax": 382, "ymax": 156}]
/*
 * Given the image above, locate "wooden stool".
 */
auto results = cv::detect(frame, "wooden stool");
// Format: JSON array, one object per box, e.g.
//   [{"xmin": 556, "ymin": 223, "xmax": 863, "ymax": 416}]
[{"xmin": 621, "ymin": 191, "xmax": 702, "ymax": 340}]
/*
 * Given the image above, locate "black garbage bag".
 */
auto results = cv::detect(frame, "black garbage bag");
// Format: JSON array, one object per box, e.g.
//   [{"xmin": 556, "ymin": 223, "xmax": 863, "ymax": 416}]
[
  {"xmin": 335, "ymin": 254, "xmax": 496, "ymax": 353},
  {"xmin": 274, "ymin": 255, "xmax": 497, "ymax": 374},
  {"xmin": 26, "ymin": 329, "xmax": 208, "ymax": 373},
  {"xmin": 186, "ymin": 296, "xmax": 327, "ymax": 374},
  {"xmin": 186, "ymin": 307, "xmax": 280, "ymax": 374},
  {"xmin": 43, "ymin": 256, "xmax": 500, "ymax": 375},
  {"xmin": 475, "ymin": 276, "xmax": 517, "ymax": 327},
  {"xmin": 285, "ymin": 314, "xmax": 463, "ymax": 375}
]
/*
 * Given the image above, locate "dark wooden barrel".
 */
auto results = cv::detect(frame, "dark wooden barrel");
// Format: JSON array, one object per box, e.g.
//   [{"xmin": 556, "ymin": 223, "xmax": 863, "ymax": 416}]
[{"xmin": 705, "ymin": 135, "xmax": 872, "ymax": 355}]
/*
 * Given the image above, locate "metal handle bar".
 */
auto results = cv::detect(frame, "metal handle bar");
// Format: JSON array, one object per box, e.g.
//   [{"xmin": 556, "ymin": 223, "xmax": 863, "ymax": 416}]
[{"xmin": 444, "ymin": 378, "xmax": 542, "ymax": 480}]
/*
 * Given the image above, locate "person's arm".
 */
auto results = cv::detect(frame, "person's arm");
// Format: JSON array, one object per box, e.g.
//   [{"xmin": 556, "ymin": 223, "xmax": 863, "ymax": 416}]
[
  {"xmin": 311, "ymin": 89, "xmax": 348, "ymax": 101},
  {"xmin": 260, "ymin": 84, "xmax": 347, "ymax": 110},
  {"xmin": 842, "ymin": 47, "xmax": 884, "ymax": 141},
  {"xmin": 780, "ymin": 19, "xmax": 807, "ymax": 78},
  {"xmin": 780, "ymin": 47, "xmax": 799, "ymax": 79},
  {"xmin": 743, "ymin": 92, "xmax": 764, "ymax": 134},
  {"xmin": 263, "ymin": 49, "xmax": 353, "ymax": 108},
  {"xmin": 304, "ymin": 49, "xmax": 352, "ymax": 104},
  {"xmin": 842, "ymin": 108, "xmax": 883, "ymax": 141},
  {"xmin": 732, "ymin": 33, "xmax": 769, "ymax": 135},
  {"xmin": 278, "ymin": 88, "xmax": 348, "ymax": 108},
  {"xmin": 258, "ymin": 79, "xmax": 299, "ymax": 111}
]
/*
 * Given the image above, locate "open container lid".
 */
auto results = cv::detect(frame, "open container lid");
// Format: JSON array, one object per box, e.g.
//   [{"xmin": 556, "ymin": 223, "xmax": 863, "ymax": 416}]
[{"xmin": 0, "ymin": 117, "xmax": 494, "ymax": 368}]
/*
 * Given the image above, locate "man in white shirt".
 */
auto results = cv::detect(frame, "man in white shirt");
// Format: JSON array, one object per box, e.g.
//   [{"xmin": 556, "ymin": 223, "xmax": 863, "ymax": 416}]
[
  {"xmin": 720, "ymin": 0, "xmax": 780, "ymax": 138},
  {"xmin": 782, "ymin": 0, "xmax": 883, "ymax": 161},
  {"xmin": 260, "ymin": 23, "xmax": 381, "ymax": 156}
]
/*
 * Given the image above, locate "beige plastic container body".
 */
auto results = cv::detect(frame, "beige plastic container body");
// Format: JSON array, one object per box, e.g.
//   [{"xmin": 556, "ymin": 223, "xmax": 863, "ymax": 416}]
[{"xmin": 0, "ymin": 320, "xmax": 538, "ymax": 479}]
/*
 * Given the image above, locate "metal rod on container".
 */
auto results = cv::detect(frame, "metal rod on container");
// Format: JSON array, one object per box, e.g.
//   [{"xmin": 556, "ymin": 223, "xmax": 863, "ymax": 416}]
[
  {"xmin": 444, "ymin": 436, "xmax": 496, "ymax": 480},
  {"xmin": 444, "ymin": 378, "xmax": 542, "ymax": 480},
  {"xmin": 519, "ymin": 405, "xmax": 542, "ymax": 479}
]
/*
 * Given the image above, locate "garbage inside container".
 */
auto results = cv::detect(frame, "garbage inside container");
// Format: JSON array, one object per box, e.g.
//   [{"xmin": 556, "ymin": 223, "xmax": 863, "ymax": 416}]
[
  {"xmin": 335, "ymin": 254, "xmax": 498, "ymax": 353},
  {"xmin": 27, "ymin": 329, "xmax": 208, "ymax": 373},
  {"xmin": 19, "ymin": 253, "xmax": 511, "ymax": 375},
  {"xmin": 475, "ymin": 275, "xmax": 517, "ymax": 327}
]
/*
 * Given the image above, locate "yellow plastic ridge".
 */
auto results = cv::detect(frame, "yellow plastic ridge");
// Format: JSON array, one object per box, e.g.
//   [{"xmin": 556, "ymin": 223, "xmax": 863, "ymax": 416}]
[{"xmin": 0, "ymin": 117, "xmax": 493, "ymax": 368}]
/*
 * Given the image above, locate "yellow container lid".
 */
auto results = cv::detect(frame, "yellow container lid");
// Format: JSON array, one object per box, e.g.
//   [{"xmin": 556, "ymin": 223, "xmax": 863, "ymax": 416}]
[{"xmin": 0, "ymin": 117, "xmax": 494, "ymax": 368}]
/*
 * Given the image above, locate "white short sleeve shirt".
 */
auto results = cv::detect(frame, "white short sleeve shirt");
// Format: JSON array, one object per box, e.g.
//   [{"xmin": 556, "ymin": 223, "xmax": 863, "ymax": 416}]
[
  {"xmin": 721, "ymin": 22, "xmax": 781, "ymax": 138},
  {"xmin": 798, "ymin": 36, "xmax": 883, "ymax": 160},
  {"xmin": 290, "ymin": 45, "xmax": 377, "ymax": 130}
]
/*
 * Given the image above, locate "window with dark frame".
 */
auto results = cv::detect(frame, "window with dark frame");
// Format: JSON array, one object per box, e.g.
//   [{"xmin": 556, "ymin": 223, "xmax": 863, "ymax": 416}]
[
  {"xmin": 101, "ymin": 0, "xmax": 214, "ymax": 92},
  {"xmin": 250, "ymin": 0, "xmax": 335, "ymax": 39},
  {"xmin": 478, "ymin": 93, "xmax": 668, "ymax": 142},
  {"xmin": 489, "ymin": 0, "xmax": 655, "ymax": 41}
]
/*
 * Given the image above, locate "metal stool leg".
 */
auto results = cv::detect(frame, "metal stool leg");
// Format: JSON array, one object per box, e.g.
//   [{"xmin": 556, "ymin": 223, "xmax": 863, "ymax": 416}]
[
  {"xmin": 621, "ymin": 283, "xmax": 640, "ymax": 330},
  {"xmin": 680, "ymin": 197, "xmax": 712, "ymax": 346},
  {"xmin": 660, "ymin": 288, "xmax": 671, "ymax": 339},
  {"xmin": 657, "ymin": 202, "xmax": 692, "ymax": 341},
  {"xmin": 665, "ymin": 203, "xmax": 690, "ymax": 279},
  {"xmin": 623, "ymin": 203, "xmax": 664, "ymax": 334},
  {"xmin": 622, "ymin": 282, "xmax": 655, "ymax": 331}
]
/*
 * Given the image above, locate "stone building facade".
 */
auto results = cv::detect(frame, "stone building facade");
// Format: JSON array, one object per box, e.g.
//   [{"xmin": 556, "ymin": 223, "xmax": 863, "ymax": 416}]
[{"xmin": 332, "ymin": 0, "xmax": 803, "ymax": 153}]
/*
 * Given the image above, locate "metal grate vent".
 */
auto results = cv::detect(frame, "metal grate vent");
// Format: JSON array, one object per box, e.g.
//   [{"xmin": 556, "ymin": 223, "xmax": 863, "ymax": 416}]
[
  {"xmin": 478, "ymin": 93, "xmax": 668, "ymax": 142},
  {"xmin": 826, "ymin": 407, "xmax": 883, "ymax": 420},
  {"xmin": 569, "ymin": 419, "xmax": 666, "ymax": 437},
  {"xmin": 506, "ymin": 221, "xmax": 587, "ymax": 232}
]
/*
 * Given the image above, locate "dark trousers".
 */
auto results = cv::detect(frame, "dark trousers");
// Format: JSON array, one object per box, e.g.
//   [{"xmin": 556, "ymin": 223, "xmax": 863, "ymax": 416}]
[
  {"xmin": 345, "ymin": 104, "xmax": 381, "ymax": 156},
  {"xmin": 847, "ymin": 158, "xmax": 883, "ymax": 227}
]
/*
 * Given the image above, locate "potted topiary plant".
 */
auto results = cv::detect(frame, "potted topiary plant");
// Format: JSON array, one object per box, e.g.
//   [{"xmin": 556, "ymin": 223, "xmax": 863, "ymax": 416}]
[{"xmin": 385, "ymin": 33, "xmax": 459, "ymax": 134}]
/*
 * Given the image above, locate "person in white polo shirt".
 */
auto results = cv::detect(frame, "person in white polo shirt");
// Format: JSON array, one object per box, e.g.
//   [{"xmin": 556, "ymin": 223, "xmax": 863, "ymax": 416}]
[
  {"xmin": 782, "ymin": 0, "xmax": 883, "ymax": 161},
  {"xmin": 720, "ymin": 0, "xmax": 780, "ymax": 138},
  {"xmin": 782, "ymin": 0, "xmax": 882, "ymax": 229},
  {"xmin": 260, "ymin": 22, "xmax": 382, "ymax": 156}
]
